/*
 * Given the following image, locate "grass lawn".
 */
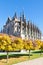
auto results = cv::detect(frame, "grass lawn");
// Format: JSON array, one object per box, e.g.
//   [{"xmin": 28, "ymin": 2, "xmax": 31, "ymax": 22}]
[{"xmin": 0, "ymin": 52, "xmax": 43, "ymax": 65}]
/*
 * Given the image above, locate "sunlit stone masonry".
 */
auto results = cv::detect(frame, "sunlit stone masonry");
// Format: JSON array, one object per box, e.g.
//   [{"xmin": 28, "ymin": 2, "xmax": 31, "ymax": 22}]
[{"xmin": 2, "ymin": 12, "xmax": 41, "ymax": 40}]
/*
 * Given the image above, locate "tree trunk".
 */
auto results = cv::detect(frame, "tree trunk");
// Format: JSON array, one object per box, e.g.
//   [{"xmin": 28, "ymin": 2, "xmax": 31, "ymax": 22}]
[
  {"xmin": 7, "ymin": 51, "xmax": 9, "ymax": 63},
  {"xmin": 29, "ymin": 50, "xmax": 30, "ymax": 59},
  {"xmin": 40, "ymin": 49, "xmax": 42, "ymax": 56}
]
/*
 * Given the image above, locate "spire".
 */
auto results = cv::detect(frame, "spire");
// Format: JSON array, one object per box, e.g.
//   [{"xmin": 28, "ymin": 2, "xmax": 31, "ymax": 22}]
[
  {"xmin": 6, "ymin": 17, "xmax": 11, "ymax": 24},
  {"xmin": 20, "ymin": 12, "xmax": 22, "ymax": 21},
  {"xmin": 13, "ymin": 12, "xmax": 17, "ymax": 20},
  {"xmin": 14, "ymin": 12, "xmax": 17, "ymax": 18},
  {"xmin": 22, "ymin": 11, "xmax": 25, "ymax": 22},
  {"xmin": 8, "ymin": 17, "xmax": 11, "ymax": 21}
]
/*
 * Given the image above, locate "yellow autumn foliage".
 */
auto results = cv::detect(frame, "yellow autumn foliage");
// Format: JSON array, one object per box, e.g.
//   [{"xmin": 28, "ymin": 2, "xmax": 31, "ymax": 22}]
[{"xmin": 0, "ymin": 34, "xmax": 43, "ymax": 52}]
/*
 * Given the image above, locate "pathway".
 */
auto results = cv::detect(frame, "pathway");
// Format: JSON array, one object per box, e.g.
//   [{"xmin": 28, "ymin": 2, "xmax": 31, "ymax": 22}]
[{"xmin": 13, "ymin": 57, "xmax": 43, "ymax": 65}]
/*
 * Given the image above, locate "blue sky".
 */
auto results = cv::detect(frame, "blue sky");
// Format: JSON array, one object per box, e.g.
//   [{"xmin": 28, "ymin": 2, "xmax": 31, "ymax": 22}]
[{"xmin": 0, "ymin": 0, "xmax": 43, "ymax": 34}]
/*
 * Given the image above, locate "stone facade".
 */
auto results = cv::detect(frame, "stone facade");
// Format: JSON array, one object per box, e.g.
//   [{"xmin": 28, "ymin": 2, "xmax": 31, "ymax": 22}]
[{"xmin": 2, "ymin": 12, "xmax": 41, "ymax": 40}]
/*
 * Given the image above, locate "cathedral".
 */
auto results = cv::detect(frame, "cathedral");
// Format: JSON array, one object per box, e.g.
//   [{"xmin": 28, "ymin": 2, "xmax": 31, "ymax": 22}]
[{"xmin": 2, "ymin": 12, "xmax": 41, "ymax": 40}]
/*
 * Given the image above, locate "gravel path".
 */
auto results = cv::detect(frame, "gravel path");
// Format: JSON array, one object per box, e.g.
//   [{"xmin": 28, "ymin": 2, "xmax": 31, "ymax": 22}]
[{"xmin": 13, "ymin": 57, "xmax": 43, "ymax": 65}]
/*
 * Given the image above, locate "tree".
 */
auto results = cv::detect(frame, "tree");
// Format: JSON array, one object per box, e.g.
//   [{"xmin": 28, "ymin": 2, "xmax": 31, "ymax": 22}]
[
  {"xmin": 0, "ymin": 35, "xmax": 12, "ymax": 62},
  {"xmin": 23, "ymin": 40, "xmax": 34, "ymax": 58},
  {"xmin": 39, "ymin": 41, "xmax": 43, "ymax": 55},
  {"xmin": 35, "ymin": 39, "xmax": 41, "ymax": 50},
  {"xmin": 14, "ymin": 38, "xmax": 24, "ymax": 51},
  {"xmin": 0, "ymin": 34, "xmax": 24, "ymax": 62},
  {"xmin": 35, "ymin": 39, "xmax": 42, "ymax": 55}
]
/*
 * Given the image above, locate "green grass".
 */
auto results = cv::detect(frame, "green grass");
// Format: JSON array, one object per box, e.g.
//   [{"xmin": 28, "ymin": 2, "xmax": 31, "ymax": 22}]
[
  {"xmin": 0, "ymin": 53, "xmax": 32, "ymax": 59},
  {"xmin": 32, "ymin": 50, "xmax": 43, "ymax": 53},
  {"xmin": 30, "ymin": 53, "xmax": 43, "ymax": 60}
]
